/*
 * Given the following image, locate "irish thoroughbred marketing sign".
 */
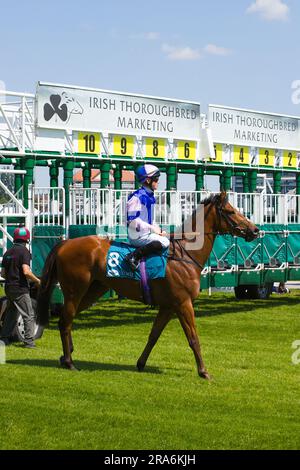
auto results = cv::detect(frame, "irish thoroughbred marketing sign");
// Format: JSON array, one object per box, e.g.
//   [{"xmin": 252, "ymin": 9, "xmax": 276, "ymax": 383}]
[
  {"xmin": 36, "ymin": 82, "xmax": 201, "ymax": 141},
  {"xmin": 209, "ymin": 104, "xmax": 300, "ymax": 151}
]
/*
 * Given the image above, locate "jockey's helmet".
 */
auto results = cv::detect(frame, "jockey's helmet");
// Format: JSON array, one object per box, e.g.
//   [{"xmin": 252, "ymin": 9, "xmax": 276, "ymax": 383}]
[
  {"xmin": 13, "ymin": 227, "xmax": 30, "ymax": 243},
  {"xmin": 136, "ymin": 164, "xmax": 160, "ymax": 183}
]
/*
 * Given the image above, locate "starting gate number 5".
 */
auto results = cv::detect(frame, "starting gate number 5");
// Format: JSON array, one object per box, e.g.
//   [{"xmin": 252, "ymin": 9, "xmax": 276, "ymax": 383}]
[{"xmin": 78, "ymin": 132, "xmax": 100, "ymax": 154}]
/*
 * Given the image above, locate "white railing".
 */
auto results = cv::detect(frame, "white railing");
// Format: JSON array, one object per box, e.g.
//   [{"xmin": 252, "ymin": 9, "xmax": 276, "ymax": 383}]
[
  {"xmin": 0, "ymin": 91, "xmax": 35, "ymax": 154},
  {"xmin": 27, "ymin": 187, "xmax": 300, "ymax": 231},
  {"xmin": 69, "ymin": 188, "xmax": 111, "ymax": 226},
  {"xmin": 33, "ymin": 187, "xmax": 65, "ymax": 227},
  {"xmin": 228, "ymin": 192, "xmax": 300, "ymax": 225}
]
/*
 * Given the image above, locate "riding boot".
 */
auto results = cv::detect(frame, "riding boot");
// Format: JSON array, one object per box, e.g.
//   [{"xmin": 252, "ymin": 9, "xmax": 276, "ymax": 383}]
[{"xmin": 125, "ymin": 241, "xmax": 163, "ymax": 271}]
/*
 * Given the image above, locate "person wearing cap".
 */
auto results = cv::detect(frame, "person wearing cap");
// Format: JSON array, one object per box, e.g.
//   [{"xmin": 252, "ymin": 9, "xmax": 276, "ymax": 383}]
[
  {"xmin": 0, "ymin": 227, "xmax": 41, "ymax": 348},
  {"xmin": 125, "ymin": 164, "xmax": 170, "ymax": 270}
]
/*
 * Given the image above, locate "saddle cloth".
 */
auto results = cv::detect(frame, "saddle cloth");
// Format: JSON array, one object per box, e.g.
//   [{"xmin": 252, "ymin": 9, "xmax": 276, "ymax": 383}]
[{"xmin": 106, "ymin": 241, "xmax": 168, "ymax": 280}]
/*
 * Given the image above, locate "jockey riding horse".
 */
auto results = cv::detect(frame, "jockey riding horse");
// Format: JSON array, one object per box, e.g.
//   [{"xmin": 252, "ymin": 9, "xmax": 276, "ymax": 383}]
[{"xmin": 125, "ymin": 165, "xmax": 170, "ymax": 270}]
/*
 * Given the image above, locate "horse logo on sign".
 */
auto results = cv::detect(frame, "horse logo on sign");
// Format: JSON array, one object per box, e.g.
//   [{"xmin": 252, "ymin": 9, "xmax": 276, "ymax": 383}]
[{"xmin": 43, "ymin": 91, "xmax": 83, "ymax": 123}]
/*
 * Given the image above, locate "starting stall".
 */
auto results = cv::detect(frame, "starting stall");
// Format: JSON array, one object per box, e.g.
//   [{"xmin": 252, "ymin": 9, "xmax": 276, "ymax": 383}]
[{"xmin": 1, "ymin": 82, "xmax": 300, "ymax": 300}]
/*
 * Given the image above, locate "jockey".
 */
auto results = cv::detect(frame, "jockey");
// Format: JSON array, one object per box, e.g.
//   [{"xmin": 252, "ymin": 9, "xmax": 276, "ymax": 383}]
[{"xmin": 125, "ymin": 164, "xmax": 170, "ymax": 270}]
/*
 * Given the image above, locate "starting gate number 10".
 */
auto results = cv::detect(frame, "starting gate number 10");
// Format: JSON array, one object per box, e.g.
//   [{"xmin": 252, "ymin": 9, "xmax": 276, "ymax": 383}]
[{"xmin": 78, "ymin": 132, "xmax": 100, "ymax": 154}]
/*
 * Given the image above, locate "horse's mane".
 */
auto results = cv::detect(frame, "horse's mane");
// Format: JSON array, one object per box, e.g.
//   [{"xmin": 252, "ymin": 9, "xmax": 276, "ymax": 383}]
[{"xmin": 200, "ymin": 194, "xmax": 216, "ymax": 207}]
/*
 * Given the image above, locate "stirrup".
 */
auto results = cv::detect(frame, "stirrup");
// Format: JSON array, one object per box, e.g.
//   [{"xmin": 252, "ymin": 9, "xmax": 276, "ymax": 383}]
[{"xmin": 125, "ymin": 254, "xmax": 140, "ymax": 271}]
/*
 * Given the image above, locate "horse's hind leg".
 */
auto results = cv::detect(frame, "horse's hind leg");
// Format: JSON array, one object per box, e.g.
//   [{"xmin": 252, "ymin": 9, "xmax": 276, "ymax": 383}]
[
  {"xmin": 176, "ymin": 299, "xmax": 210, "ymax": 380},
  {"xmin": 137, "ymin": 306, "xmax": 173, "ymax": 372},
  {"xmin": 77, "ymin": 281, "xmax": 109, "ymax": 313},
  {"xmin": 59, "ymin": 282, "xmax": 109, "ymax": 370},
  {"xmin": 59, "ymin": 299, "xmax": 78, "ymax": 371}
]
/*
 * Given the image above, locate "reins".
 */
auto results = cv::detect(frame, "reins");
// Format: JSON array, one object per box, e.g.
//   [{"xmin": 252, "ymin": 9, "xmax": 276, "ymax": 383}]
[
  {"xmin": 167, "ymin": 195, "xmax": 253, "ymax": 271},
  {"xmin": 168, "ymin": 238, "xmax": 204, "ymax": 271}
]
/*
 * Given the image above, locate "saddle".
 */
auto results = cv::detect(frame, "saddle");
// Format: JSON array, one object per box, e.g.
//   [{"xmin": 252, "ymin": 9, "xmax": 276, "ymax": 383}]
[{"xmin": 106, "ymin": 241, "xmax": 169, "ymax": 305}]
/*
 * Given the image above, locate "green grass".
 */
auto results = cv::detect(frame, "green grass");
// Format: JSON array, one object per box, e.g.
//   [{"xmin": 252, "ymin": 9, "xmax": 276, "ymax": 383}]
[{"xmin": 0, "ymin": 290, "xmax": 299, "ymax": 450}]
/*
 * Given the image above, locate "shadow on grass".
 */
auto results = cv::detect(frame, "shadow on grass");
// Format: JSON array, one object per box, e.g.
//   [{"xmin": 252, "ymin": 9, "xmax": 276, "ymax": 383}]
[
  {"xmin": 46, "ymin": 293, "xmax": 300, "ymax": 331},
  {"xmin": 194, "ymin": 294, "xmax": 300, "ymax": 317},
  {"xmin": 7, "ymin": 358, "xmax": 163, "ymax": 374}
]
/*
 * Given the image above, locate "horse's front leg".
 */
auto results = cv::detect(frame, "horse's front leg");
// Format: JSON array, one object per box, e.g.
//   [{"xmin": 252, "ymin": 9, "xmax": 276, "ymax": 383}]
[
  {"xmin": 137, "ymin": 306, "xmax": 173, "ymax": 372},
  {"xmin": 176, "ymin": 299, "xmax": 211, "ymax": 380}
]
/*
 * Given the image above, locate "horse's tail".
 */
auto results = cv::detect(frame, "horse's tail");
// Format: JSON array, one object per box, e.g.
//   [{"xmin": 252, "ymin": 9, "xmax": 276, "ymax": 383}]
[{"xmin": 36, "ymin": 241, "xmax": 66, "ymax": 326}]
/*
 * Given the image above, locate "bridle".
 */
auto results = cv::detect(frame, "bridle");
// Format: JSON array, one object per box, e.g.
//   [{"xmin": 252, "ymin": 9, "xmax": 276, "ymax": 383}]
[
  {"xmin": 214, "ymin": 196, "xmax": 255, "ymax": 241},
  {"xmin": 168, "ymin": 195, "xmax": 256, "ymax": 271}
]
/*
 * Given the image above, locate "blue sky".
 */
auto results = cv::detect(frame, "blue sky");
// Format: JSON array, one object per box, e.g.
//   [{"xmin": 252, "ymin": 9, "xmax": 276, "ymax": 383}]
[
  {"xmin": 1, "ymin": 0, "xmax": 300, "ymax": 188},
  {"xmin": 1, "ymin": 0, "xmax": 299, "ymax": 114}
]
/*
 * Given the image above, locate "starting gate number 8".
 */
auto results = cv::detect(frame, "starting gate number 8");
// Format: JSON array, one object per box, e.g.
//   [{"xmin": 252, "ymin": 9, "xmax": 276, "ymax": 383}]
[{"xmin": 145, "ymin": 138, "xmax": 165, "ymax": 159}]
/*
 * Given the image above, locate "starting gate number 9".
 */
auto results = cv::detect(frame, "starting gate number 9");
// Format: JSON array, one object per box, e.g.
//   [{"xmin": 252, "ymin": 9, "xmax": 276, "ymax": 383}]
[
  {"xmin": 145, "ymin": 138, "xmax": 166, "ymax": 159},
  {"xmin": 177, "ymin": 141, "xmax": 196, "ymax": 160},
  {"xmin": 113, "ymin": 135, "xmax": 134, "ymax": 157},
  {"xmin": 78, "ymin": 132, "xmax": 100, "ymax": 154}
]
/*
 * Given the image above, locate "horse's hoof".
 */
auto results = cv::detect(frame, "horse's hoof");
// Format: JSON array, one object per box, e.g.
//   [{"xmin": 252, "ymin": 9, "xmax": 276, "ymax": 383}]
[
  {"xmin": 136, "ymin": 361, "xmax": 145, "ymax": 372},
  {"xmin": 199, "ymin": 370, "xmax": 211, "ymax": 380},
  {"xmin": 60, "ymin": 356, "xmax": 79, "ymax": 371}
]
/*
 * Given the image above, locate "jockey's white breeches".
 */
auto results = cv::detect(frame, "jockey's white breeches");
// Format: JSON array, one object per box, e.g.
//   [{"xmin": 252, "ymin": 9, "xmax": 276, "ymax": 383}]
[{"xmin": 128, "ymin": 233, "xmax": 170, "ymax": 249}]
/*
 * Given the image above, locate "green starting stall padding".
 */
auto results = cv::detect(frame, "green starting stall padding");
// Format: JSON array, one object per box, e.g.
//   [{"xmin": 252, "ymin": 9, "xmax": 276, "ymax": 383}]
[
  {"xmin": 32, "ymin": 225, "xmax": 65, "ymax": 304},
  {"xmin": 68, "ymin": 224, "xmax": 129, "ymax": 241},
  {"xmin": 200, "ymin": 224, "xmax": 300, "ymax": 289}
]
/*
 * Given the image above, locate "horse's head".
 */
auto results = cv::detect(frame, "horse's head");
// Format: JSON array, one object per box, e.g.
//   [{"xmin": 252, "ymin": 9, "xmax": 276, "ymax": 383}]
[
  {"xmin": 61, "ymin": 92, "xmax": 83, "ymax": 115},
  {"xmin": 208, "ymin": 192, "xmax": 259, "ymax": 242}
]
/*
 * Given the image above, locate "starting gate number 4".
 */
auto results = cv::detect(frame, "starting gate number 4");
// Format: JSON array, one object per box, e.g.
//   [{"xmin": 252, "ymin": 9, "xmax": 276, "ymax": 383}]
[{"xmin": 234, "ymin": 146, "xmax": 249, "ymax": 165}]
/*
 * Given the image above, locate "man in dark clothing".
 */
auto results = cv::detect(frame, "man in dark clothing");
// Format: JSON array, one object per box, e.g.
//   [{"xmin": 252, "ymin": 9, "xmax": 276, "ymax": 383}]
[{"xmin": 0, "ymin": 227, "xmax": 40, "ymax": 348}]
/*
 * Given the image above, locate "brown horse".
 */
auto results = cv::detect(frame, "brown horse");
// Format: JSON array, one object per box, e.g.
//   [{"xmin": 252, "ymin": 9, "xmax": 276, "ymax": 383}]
[{"xmin": 36, "ymin": 192, "xmax": 259, "ymax": 379}]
